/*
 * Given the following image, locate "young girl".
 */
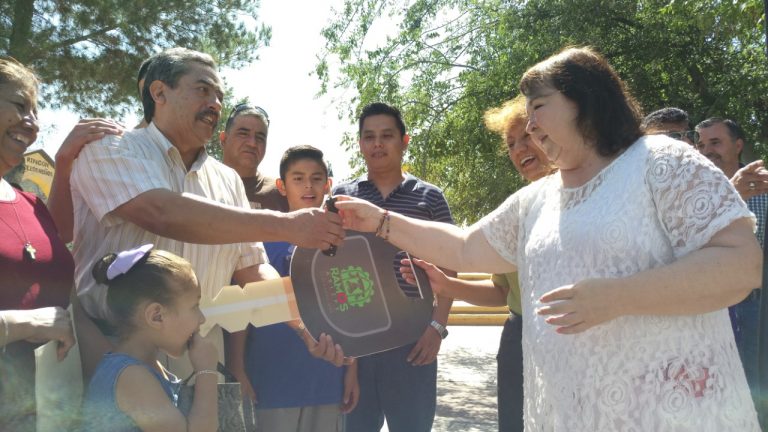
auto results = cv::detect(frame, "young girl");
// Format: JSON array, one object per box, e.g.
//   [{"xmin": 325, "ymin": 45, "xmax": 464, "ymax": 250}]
[{"xmin": 80, "ymin": 244, "xmax": 219, "ymax": 432}]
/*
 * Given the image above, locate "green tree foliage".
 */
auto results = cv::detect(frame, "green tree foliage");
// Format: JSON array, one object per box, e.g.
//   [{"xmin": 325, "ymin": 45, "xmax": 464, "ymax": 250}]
[
  {"xmin": 318, "ymin": 0, "xmax": 767, "ymax": 223},
  {"xmin": 0, "ymin": 0, "xmax": 271, "ymax": 117}
]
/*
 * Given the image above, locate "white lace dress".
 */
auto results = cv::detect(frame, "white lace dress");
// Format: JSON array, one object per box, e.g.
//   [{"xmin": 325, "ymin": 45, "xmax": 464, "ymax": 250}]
[{"xmin": 478, "ymin": 135, "xmax": 759, "ymax": 431}]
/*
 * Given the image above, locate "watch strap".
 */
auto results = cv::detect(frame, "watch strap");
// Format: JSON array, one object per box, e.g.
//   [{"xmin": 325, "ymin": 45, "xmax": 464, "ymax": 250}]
[{"xmin": 430, "ymin": 320, "xmax": 448, "ymax": 339}]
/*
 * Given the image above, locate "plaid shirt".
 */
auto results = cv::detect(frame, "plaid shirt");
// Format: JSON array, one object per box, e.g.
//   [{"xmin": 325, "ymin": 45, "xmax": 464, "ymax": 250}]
[{"xmin": 747, "ymin": 193, "xmax": 768, "ymax": 247}]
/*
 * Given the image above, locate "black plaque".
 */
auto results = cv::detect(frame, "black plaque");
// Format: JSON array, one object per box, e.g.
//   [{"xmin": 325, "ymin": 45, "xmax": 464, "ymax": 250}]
[{"xmin": 291, "ymin": 233, "xmax": 434, "ymax": 357}]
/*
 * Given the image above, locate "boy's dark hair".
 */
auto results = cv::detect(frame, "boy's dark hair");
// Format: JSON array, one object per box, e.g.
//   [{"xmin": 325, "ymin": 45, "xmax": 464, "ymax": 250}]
[
  {"xmin": 92, "ymin": 249, "xmax": 195, "ymax": 335},
  {"xmin": 358, "ymin": 102, "xmax": 407, "ymax": 137},
  {"xmin": 520, "ymin": 47, "xmax": 643, "ymax": 158},
  {"xmin": 279, "ymin": 145, "xmax": 329, "ymax": 180},
  {"xmin": 641, "ymin": 107, "xmax": 690, "ymax": 131}
]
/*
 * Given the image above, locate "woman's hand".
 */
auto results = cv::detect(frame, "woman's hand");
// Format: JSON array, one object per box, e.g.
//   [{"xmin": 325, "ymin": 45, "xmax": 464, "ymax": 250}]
[
  {"xmin": 536, "ymin": 278, "xmax": 625, "ymax": 334},
  {"xmin": 188, "ymin": 332, "xmax": 218, "ymax": 372},
  {"xmin": 8, "ymin": 307, "xmax": 76, "ymax": 361},
  {"xmin": 400, "ymin": 258, "xmax": 453, "ymax": 298},
  {"xmin": 55, "ymin": 118, "xmax": 124, "ymax": 167},
  {"xmin": 334, "ymin": 196, "xmax": 385, "ymax": 232}
]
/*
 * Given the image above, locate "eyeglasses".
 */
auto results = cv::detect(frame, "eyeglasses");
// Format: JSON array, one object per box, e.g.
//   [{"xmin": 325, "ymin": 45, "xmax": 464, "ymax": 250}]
[
  {"xmin": 225, "ymin": 103, "xmax": 270, "ymax": 130},
  {"xmin": 664, "ymin": 130, "xmax": 698, "ymax": 144}
]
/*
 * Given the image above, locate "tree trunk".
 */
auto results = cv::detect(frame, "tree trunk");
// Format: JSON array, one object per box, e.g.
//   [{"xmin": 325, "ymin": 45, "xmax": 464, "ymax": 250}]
[{"xmin": 9, "ymin": 0, "xmax": 35, "ymax": 63}]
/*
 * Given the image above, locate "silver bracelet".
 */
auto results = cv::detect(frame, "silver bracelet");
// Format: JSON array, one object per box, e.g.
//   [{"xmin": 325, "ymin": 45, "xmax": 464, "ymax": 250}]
[{"xmin": 191, "ymin": 369, "xmax": 219, "ymax": 382}]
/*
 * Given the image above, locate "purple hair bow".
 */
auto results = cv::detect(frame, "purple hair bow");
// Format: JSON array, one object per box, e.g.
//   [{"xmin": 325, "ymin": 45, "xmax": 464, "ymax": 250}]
[{"xmin": 107, "ymin": 244, "xmax": 154, "ymax": 280}]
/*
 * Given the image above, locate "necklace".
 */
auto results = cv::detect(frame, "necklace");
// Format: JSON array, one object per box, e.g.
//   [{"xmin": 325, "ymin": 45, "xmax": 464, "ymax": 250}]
[{"xmin": 0, "ymin": 199, "xmax": 36, "ymax": 261}]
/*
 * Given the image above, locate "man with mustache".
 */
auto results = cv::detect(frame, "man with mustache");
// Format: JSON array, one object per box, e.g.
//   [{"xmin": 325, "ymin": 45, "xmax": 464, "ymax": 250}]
[
  {"xmin": 69, "ymin": 48, "xmax": 344, "ymax": 379},
  {"xmin": 219, "ymin": 103, "xmax": 287, "ymax": 212},
  {"xmin": 218, "ymin": 103, "xmax": 290, "ymax": 401},
  {"xmin": 695, "ymin": 117, "xmax": 767, "ymax": 417}
]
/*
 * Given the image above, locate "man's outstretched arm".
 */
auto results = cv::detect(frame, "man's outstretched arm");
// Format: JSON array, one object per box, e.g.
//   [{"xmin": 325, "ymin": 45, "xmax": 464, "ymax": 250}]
[{"xmin": 114, "ymin": 189, "xmax": 344, "ymax": 249}]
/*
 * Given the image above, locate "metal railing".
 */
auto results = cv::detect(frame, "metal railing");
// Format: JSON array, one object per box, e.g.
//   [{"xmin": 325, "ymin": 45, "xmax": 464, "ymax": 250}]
[{"xmin": 447, "ymin": 273, "xmax": 509, "ymax": 326}]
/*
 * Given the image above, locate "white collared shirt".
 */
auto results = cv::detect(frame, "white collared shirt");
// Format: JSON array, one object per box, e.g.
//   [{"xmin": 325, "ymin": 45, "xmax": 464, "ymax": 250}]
[{"xmin": 71, "ymin": 122, "xmax": 266, "ymax": 319}]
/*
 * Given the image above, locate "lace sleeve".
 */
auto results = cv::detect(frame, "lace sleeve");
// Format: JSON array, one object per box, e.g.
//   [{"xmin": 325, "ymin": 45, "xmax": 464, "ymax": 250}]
[
  {"xmin": 475, "ymin": 192, "xmax": 522, "ymax": 265},
  {"xmin": 645, "ymin": 137, "xmax": 754, "ymax": 258}
]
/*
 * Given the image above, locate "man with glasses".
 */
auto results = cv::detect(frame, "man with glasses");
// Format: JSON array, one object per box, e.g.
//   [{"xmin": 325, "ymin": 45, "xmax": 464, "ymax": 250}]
[
  {"xmin": 220, "ymin": 103, "xmax": 288, "ymax": 212},
  {"xmin": 695, "ymin": 117, "xmax": 768, "ymax": 420},
  {"xmin": 69, "ymin": 48, "xmax": 345, "ymax": 380},
  {"xmin": 641, "ymin": 107, "xmax": 698, "ymax": 145}
]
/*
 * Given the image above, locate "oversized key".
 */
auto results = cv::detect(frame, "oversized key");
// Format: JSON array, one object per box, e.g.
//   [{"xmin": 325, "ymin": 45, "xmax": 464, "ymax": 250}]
[{"xmin": 200, "ymin": 232, "xmax": 434, "ymax": 358}]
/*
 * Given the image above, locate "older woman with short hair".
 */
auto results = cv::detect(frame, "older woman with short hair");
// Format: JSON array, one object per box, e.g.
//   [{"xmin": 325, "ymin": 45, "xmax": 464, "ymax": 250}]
[
  {"xmin": 0, "ymin": 57, "xmax": 76, "ymax": 431},
  {"xmin": 0, "ymin": 57, "xmax": 121, "ymax": 430}
]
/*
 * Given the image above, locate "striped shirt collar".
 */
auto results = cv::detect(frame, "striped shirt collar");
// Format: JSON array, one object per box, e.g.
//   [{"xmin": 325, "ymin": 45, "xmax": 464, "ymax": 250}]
[
  {"xmin": 144, "ymin": 122, "xmax": 209, "ymax": 173},
  {"xmin": 354, "ymin": 173, "xmax": 423, "ymax": 195}
]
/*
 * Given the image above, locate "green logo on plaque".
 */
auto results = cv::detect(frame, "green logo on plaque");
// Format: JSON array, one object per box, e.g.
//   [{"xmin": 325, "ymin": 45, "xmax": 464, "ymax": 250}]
[{"xmin": 329, "ymin": 266, "xmax": 375, "ymax": 311}]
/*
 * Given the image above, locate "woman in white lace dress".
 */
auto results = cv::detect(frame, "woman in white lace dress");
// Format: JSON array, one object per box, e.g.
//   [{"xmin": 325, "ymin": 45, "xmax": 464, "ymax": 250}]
[{"xmin": 336, "ymin": 47, "xmax": 761, "ymax": 431}]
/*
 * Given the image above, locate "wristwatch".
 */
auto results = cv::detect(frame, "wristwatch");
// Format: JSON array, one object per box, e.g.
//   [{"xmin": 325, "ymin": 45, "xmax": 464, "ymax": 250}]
[{"xmin": 430, "ymin": 320, "xmax": 448, "ymax": 339}]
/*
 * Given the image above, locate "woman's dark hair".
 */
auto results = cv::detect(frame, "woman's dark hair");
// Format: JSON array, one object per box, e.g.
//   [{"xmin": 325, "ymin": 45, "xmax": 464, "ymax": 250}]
[
  {"xmin": 92, "ymin": 249, "xmax": 195, "ymax": 333},
  {"xmin": 519, "ymin": 47, "xmax": 643, "ymax": 157}
]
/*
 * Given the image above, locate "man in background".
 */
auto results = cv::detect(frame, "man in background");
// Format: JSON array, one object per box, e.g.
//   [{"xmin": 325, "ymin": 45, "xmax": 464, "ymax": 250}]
[{"xmin": 219, "ymin": 103, "xmax": 287, "ymax": 211}]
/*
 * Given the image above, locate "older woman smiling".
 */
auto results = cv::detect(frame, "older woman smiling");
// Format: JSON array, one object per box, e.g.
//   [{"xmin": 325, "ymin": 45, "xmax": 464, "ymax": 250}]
[{"xmin": 0, "ymin": 57, "xmax": 122, "ymax": 430}]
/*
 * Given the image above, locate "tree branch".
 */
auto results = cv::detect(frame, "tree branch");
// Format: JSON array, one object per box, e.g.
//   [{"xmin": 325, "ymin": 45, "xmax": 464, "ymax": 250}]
[
  {"xmin": 9, "ymin": 0, "xmax": 35, "ymax": 61},
  {"xmin": 46, "ymin": 26, "xmax": 119, "ymax": 52}
]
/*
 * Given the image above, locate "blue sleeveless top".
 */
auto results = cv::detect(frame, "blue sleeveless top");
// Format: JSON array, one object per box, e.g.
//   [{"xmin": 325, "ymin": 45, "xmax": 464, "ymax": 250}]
[{"xmin": 81, "ymin": 353, "xmax": 180, "ymax": 431}]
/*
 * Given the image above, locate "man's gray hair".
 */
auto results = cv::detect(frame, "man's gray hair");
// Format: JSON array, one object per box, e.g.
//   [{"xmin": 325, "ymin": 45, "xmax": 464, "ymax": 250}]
[
  {"xmin": 141, "ymin": 48, "xmax": 217, "ymax": 122},
  {"xmin": 225, "ymin": 106, "xmax": 270, "ymax": 133}
]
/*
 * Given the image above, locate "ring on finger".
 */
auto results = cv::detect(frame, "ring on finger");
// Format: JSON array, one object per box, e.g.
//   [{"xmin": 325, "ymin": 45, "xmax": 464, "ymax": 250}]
[{"xmin": 749, "ymin": 181, "xmax": 756, "ymax": 191}]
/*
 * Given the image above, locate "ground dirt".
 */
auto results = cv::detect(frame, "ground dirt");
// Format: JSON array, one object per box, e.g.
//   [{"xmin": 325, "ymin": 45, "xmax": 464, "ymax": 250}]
[{"xmin": 382, "ymin": 325, "xmax": 502, "ymax": 432}]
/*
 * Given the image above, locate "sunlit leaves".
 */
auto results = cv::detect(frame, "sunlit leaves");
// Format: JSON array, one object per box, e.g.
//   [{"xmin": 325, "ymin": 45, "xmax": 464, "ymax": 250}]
[{"xmin": 319, "ymin": 0, "xmax": 767, "ymax": 222}]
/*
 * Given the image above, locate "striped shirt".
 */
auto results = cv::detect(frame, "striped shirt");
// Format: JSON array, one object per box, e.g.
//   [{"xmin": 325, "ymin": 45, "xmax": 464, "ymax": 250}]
[
  {"xmin": 71, "ymin": 122, "xmax": 267, "ymax": 320},
  {"xmin": 333, "ymin": 174, "xmax": 454, "ymax": 296}
]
